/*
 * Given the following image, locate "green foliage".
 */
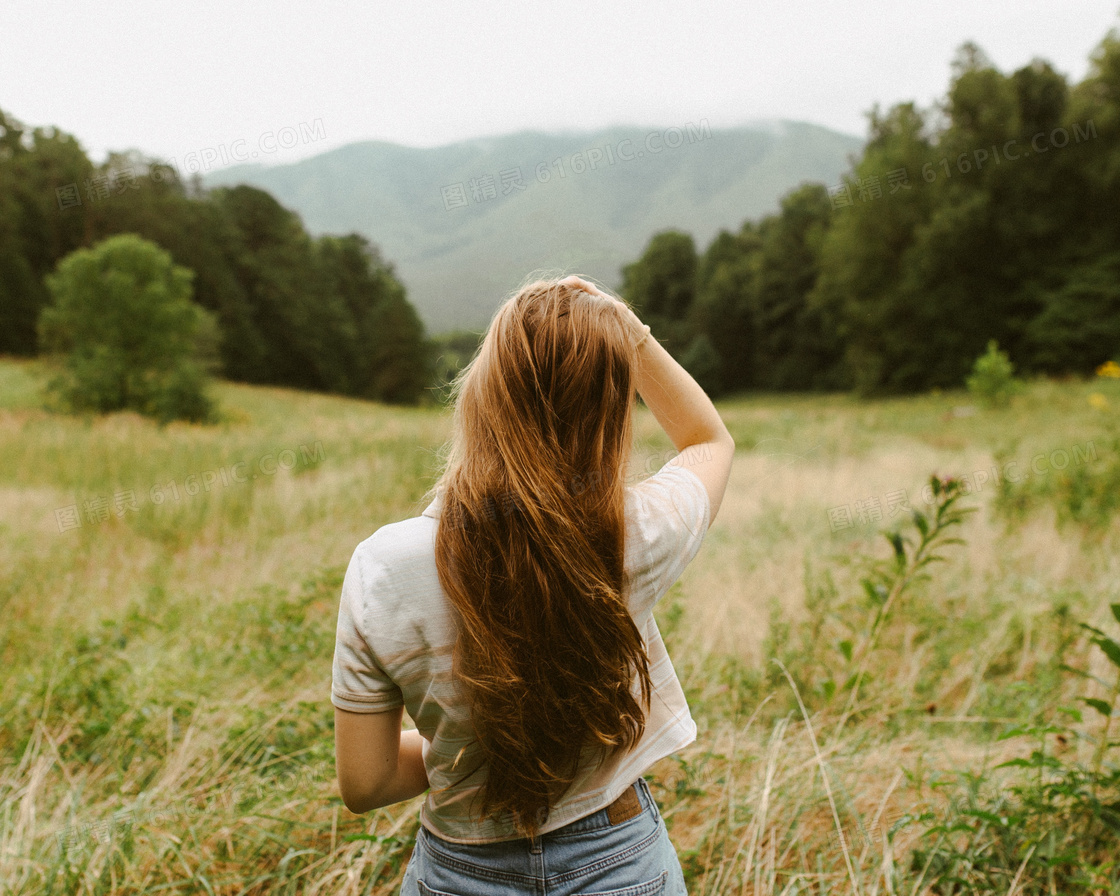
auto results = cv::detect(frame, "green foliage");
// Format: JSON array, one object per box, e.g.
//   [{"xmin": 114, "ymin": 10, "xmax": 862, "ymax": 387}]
[
  {"xmin": 828, "ymin": 475, "xmax": 975, "ymax": 727},
  {"xmin": 630, "ymin": 183, "xmax": 845, "ymax": 397},
  {"xmin": 615, "ymin": 27, "xmax": 1120, "ymax": 396},
  {"xmin": 620, "ymin": 230, "xmax": 698, "ymax": 356},
  {"xmin": 994, "ymin": 433, "xmax": 1120, "ymax": 532},
  {"xmin": 0, "ymin": 109, "xmax": 93, "ymax": 355},
  {"xmin": 690, "ymin": 230, "xmax": 759, "ymax": 393},
  {"xmin": 809, "ymin": 101, "xmax": 940, "ymax": 395},
  {"xmin": 0, "ymin": 106, "xmax": 432, "ymax": 405},
  {"xmin": 678, "ymin": 332, "xmax": 723, "ymax": 396},
  {"xmin": 912, "ymin": 606, "xmax": 1120, "ymax": 894},
  {"xmin": 790, "ymin": 464, "xmax": 1120, "ymax": 893},
  {"xmin": 428, "ymin": 329, "xmax": 484, "ymax": 404},
  {"xmin": 38, "ymin": 233, "xmax": 219, "ymax": 423},
  {"xmin": 359, "ymin": 272, "xmax": 433, "ymax": 404},
  {"xmin": 747, "ymin": 184, "xmax": 844, "ymax": 392},
  {"xmin": 1026, "ymin": 253, "xmax": 1120, "ymax": 373},
  {"xmin": 967, "ymin": 340, "xmax": 1023, "ymax": 408},
  {"xmin": 1037, "ymin": 448, "xmax": 1120, "ymax": 533}
]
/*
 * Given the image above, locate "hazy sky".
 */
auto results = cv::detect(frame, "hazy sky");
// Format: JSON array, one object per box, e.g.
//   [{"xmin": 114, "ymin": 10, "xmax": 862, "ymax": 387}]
[{"xmin": 3, "ymin": 1, "xmax": 1118, "ymax": 171}]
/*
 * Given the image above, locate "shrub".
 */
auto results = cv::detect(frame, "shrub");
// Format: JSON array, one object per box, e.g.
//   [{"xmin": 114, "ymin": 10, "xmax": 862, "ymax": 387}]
[
  {"xmin": 38, "ymin": 233, "xmax": 219, "ymax": 423},
  {"xmin": 966, "ymin": 339, "xmax": 1023, "ymax": 409}
]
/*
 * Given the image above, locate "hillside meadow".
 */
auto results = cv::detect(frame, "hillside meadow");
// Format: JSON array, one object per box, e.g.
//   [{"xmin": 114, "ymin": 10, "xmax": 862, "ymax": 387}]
[{"xmin": 1, "ymin": 356, "xmax": 1119, "ymax": 895}]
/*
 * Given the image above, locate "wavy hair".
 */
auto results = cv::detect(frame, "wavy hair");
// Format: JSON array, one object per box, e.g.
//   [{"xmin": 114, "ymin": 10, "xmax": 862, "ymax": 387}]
[{"xmin": 427, "ymin": 276, "xmax": 652, "ymax": 838}]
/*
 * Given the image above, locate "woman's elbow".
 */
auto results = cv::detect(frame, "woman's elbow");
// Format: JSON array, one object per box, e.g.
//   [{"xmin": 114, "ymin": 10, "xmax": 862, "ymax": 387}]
[
  {"xmin": 338, "ymin": 777, "xmax": 365, "ymax": 814},
  {"xmin": 339, "ymin": 787, "xmax": 365, "ymax": 814},
  {"xmin": 339, "ymin": 783, "xmax": 377, "ymax": 815},
  {"xmin": 338, "ymin": 773, "xmax": 390, "ymax": 814}
]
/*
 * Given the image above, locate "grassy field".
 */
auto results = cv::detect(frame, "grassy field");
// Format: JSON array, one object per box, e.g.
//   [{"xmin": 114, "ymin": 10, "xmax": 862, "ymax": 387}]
[{"xmin": 1, "ymin": 356, "xmax": 1119, "ymax": 895}]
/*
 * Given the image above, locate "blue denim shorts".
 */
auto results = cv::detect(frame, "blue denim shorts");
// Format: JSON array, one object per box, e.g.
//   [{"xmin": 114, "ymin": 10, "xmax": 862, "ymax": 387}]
[{"xmin": 400, "ymin": 776, "xmax": 688, "ymax": 895}]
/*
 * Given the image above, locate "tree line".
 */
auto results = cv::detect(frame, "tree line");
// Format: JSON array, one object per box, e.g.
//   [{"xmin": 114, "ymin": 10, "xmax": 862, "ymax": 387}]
[
  {"xmin": 0, "ymin": 116, "xmax": 430, "ymax": 404},
  {"xmin": 5, "ymin": 27, "xmax": 1120, "ymax": 409},
  {"xmin": 620, "ymin": 32, "xmax": 1120, "ymax": 396}
]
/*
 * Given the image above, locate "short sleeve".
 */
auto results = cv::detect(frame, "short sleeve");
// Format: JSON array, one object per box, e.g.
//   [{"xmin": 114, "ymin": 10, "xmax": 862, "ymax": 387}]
[
  {"xmin": 625, "ymin": 457, "xmax": 711, "ymax": 617},
  {"xmin": 331, "ymin": 546, "xmax": 405, "ymax": 713}
]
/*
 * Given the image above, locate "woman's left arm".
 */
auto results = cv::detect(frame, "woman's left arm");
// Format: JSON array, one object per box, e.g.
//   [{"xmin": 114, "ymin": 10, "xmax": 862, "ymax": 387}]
[{"xmin": 335, "ymin": 705, "xmax": 430, "ymax": 814}]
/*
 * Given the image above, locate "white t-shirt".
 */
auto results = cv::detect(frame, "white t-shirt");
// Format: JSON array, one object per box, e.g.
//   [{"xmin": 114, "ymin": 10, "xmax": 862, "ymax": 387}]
[{"xmin": 331, "ymin": 458, "xmax": 711, "ymax": 843}]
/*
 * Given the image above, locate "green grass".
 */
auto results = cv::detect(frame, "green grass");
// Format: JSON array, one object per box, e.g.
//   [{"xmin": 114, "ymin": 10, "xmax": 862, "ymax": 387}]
[{"xmin": 1, "ymin": 357, "xmax": 1119, "ymax": 894}]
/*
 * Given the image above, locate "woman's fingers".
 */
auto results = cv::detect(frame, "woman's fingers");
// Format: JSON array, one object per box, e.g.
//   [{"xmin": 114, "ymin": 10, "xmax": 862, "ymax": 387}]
[
  {"xmin": 561, "ymin": 275, "xmax": 613, "ymax": 300},
  {"xmin": 560, "ymin": 276, "xmax": 646, "ymax": 341}
]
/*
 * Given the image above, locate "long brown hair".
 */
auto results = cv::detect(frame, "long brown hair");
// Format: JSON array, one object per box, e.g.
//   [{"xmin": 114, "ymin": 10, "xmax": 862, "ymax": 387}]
[{"xmin": 428, "ymin": 276, "xmax": 652, "ymax": 838}]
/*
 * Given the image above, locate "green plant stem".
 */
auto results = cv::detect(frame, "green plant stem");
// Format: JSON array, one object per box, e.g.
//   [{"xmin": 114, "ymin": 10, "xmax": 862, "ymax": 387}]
[
  {"xmin": 830, "ymin": 481, "xmax": 971, "ymax": 747},
  {"xmin": 832, "ymin": 526, "xmax": 939, "ymax": 741},
  {"xmin": 1090, "ymin": 673, "xmax": 1120, "ymax": 782}
]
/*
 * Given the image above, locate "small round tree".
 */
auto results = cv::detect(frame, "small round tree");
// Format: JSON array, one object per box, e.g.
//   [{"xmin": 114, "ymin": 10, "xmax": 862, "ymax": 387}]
[
  {"xmin": 38, "ymin": 233, "xmax": 219, "ymax": 423},
  {"xmin": 966, "ymin": 339, "xmax": 1023, "ymax": 409}
]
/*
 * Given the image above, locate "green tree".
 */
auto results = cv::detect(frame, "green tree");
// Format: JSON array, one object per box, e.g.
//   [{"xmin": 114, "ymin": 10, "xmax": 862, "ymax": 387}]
[
  {"xmin": 691, "ymin": 227, "xmax": 760, "ymax": 392},
  {"xmin": 748, "ymin": 184, "xmax": 843, "ymax": 390},
  {"xmin": 212, "ymin": 185, "xmax": 333, "ymax": 390},
  {"xmin": 364, "ymin": 283, "xmax": 433, "ymax": 404},
  {"xmin": 966, "ymin": 339, "xmax": 1023, "ymax": 408},
  {"xmin": 38, "ymin": 233, "xmax": 218, "ymax": 422},
  {"xmin": 312, "ymin": 233, "xmax": 432, "ymax": 403},
  {"xmin": 917, "ymin": 49, "xmax": 1073, "ymax": 378},
  {"xmin": 0, "ymin": 164, "xmax": 40, "ymax": 353},
  {"xmin": 1025, "ymin": 253, "xmax": 1120, "ymax": 372},
  {"xmin": 810, "ymin": 47, "xmax": 1080, "ymax": 394},
  {"xmin": 88, "ymin": 153, "xmax": 268, "ymax": 383},
  {"xmin": 1026, "ymin": 30, "xmax": 1120, "ymax": 373},
  {"xmin": 678, "ymin": 332, "xmax": 723, "ymax": 396},
  {"xmin": 811, "ymin": 101, "xmax": 938, "ymax": 393},
  {"xmin": 620, "ymin": 230, "xmax": 698, "ymax": 355},
  {"xmin": 0, "ymin": 108, "xmax": 94, "ymax": 354}
]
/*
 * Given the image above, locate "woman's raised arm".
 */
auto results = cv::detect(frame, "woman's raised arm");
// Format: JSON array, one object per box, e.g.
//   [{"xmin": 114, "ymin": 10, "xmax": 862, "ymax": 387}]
[{"xmin": 562, "ymin": 276, "xmax": 735, "ymax": 524}]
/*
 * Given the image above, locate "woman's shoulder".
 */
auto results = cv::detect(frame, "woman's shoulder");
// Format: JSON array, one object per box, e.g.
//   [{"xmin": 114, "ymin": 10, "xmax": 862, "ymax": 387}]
[
  {"xmin": 626, "ymin": 457, "xmax": 711, "ymax": 531},
  {"xmin": 346, "ymin": 512, "xmax": 441, "ymax": 604},
  {"xmin": 622, "ymin": 458, "xmax": 711, "ymax": 612},
  {"xmin": 359, "ymin": 509, "xmax": 437, "ymax": 550}
]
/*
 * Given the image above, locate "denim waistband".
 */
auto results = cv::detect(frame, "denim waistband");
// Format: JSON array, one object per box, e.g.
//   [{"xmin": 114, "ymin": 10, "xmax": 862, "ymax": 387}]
[
  {"xmin": 419, "ymin": 777, "xmax": 658, "ymax": 852},
  {"xmin": 543, "ymin": 776, "xmax": 656, "ymax": 838},
  {"xmin": 408, "ymin": 775, "xmax": 682, "ymax": 895}
]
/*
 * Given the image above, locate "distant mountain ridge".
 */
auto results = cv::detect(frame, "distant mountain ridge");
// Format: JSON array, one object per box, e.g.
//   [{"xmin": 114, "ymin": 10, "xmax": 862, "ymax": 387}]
[{"xmin": 202, "ymin": 120, "xmax": 864, "ymax": 334}]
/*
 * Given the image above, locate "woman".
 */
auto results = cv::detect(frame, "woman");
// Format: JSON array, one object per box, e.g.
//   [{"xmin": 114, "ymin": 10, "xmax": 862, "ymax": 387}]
[{"xmin": 332, "ymin": 274, "xmax": 734, "ymax": 895}]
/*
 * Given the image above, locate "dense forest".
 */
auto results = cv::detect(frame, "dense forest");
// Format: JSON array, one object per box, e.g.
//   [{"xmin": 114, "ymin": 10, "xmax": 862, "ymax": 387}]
[
  {"xmin": 621, "ymin": 35, "xmax": 1120, "ymax": 396},
  {"xmin": 2, "ymin": 28, "xmax": 1120, "ymax": 405},
  {"xmin": 0, "ymin": 121, "xmax": 431, "ymax": 404}
]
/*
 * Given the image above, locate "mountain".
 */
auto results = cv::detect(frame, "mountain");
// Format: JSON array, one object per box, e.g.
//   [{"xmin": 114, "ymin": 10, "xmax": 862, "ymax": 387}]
[{"xmin": 201, "ymin": 120, "xmax": 864, "ymax": 334}]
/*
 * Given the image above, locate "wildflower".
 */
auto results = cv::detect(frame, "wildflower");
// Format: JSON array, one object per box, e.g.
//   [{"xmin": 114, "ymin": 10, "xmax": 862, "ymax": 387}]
[
  {"xmin": 1097, "ymin": 360, "xmax": 1120, "ymax": 379},
  {"xmin": 1088, "ymin": 393, "xmax": 1109, "ymax": 410}
]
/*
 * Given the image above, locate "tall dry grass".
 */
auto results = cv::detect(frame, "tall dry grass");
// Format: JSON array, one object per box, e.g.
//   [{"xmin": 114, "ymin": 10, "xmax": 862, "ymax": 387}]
[{"xmin": 1, "ymin": 356, "xmax": 1119, "ymax": 894}]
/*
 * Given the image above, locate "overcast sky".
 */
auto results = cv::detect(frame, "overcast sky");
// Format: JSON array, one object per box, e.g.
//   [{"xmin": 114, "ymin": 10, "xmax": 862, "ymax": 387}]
[{"xmin": 2, "ymin": 1, "xmax": 1118, "ymax": 171}]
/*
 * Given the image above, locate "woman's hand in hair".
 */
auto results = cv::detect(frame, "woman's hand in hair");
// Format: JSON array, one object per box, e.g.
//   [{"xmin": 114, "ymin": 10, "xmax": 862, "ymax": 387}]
[{"xmin": 559, "ymin": 276, "xmax": 647, "ymax": 345}]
